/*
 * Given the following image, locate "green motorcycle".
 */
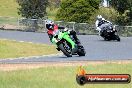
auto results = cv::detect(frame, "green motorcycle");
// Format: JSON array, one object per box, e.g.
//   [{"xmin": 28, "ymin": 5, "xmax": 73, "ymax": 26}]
[{"xmin": 52, "ymin": 29, "xmax": 86, "ymax": 57}]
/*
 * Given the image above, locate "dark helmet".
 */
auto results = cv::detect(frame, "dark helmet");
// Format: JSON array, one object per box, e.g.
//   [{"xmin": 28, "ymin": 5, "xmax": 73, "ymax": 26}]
[{"xmin": 45, "ymin": 19, "xmax": 54, "ymax": 30}]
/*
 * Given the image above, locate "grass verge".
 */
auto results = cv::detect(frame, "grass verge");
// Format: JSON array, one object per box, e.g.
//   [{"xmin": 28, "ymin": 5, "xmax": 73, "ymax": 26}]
[
  {"xmin": 0, "ymin": 39, "xmax": 58, "ymax": 59},
  {"xmin": 0, "ymin": 0, "xmax": 58, "ymax": 19},
  {"xmin": 0, "ymin": 62, "xmax": 132, "ymax": 88},
  {"xmin": 0, "ymin": 0, "xmax": 19, "ymax": 17},
  {"xmin": 0, "ymin": 17, "xmax": 18, "ymax": 25}
]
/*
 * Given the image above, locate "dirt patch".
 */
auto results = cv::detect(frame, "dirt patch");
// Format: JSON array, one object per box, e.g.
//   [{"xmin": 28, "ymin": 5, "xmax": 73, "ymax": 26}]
[
  {"xmin": 0, "ymin": 60, "xmax": 132, "ymax": 71},
  {"xmin": 0, "ymin": 24, "xmax": 19, "ymax": 30}
]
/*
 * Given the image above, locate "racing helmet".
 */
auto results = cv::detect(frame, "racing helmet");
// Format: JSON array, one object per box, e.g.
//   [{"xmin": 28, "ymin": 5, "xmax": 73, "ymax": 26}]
[
  {"xmin": 97, "ymin": 15, "xmax": 103, "ymax": 21},
  {"xmin": 45, "ymin": 19, "xmax": 54, "ymax": 30}
]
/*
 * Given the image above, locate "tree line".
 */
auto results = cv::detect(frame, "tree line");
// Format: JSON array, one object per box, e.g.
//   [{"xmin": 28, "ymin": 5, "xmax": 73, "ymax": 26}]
[{"xmin": 17, "ymin": 0, "xmax": 132, "ymax": 25}]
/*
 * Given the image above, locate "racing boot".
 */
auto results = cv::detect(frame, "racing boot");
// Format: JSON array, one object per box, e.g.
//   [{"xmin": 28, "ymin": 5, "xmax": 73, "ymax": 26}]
[
  {"xmin": 72, "ymin": 44, "xmax": 78, "ymax": 54},
  {"xmin": 70, "ymin": 31, "xmax": 82, "ymax": 47},
  {"xmin": 75, "ymin": 39, "xmax": 82, "ymax": 47}
]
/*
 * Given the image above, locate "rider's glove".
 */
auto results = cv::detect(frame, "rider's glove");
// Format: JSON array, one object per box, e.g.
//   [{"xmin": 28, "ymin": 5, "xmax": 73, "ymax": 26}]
[
  {"xmin": 64, "ymin": 28, "xmax": 71, "ymax": 34},
  {"xmin": 64, "ymin": 28, "xmax": 68, "ymax": 31},
  {"xmin": 52, "ymin": 37, "xmax": 58, "ymax": 44},
  {"xmin": 109, "ymin": 22, "xmax": 113, "ymax": 25},
  {"xmin": 67, "ymin": 30, "xmax": 71, "ymax": 34},
  {"xmin": 96, "ymin": 27, "xmax": 101, "ymax": 31}
]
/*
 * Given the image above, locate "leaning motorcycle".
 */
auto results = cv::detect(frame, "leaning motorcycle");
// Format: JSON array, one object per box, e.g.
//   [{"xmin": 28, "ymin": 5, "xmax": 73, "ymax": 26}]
[
  {"xmin": 52, "ymin": 29, "xmax": 86, "ymax": 57},
  {"xmin": 100, "ymin": 23, "xmax": 120, "ymax": 41}
]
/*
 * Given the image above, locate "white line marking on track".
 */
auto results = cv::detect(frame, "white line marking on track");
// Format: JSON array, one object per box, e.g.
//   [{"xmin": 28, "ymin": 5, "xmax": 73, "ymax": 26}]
[{"xmin": 0, "ymin": 53, "xmax": 63, "ymax": 61}]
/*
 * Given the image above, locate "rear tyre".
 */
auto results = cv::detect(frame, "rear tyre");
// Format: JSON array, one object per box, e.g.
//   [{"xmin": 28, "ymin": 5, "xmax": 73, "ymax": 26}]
[
  {"xmin": 77, "ymin": 46, "xmax": 86, "ymax": 56},
  {"xmin": 58, "ymin": 43, "xmax": 72, "ymax": 57},
  {"xmin": 78, "ymin": 51, "xmax": 85, "ymax": 56}
]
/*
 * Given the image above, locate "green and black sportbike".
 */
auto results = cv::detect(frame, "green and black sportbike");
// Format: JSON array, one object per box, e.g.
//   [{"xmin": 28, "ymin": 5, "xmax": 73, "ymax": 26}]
[{"xmin": 52, "ymin": 29, "xmax": 86, "ymax": 57}]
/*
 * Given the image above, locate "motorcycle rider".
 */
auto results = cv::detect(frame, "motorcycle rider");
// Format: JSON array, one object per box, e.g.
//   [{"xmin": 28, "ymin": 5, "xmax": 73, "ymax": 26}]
[
  {"xmin": 45, "ymin": 19, "xmax": 81, "ymax": 53},
  {"xmin": 95, "ymin": 15, "xmax": 112, "ymax": 35}
]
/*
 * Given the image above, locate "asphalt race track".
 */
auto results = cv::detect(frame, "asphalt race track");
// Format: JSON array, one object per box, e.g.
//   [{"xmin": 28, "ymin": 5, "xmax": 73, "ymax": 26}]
[{"xmin": 0, "ymin": 30, "xmax": 132, "ymax": 63}]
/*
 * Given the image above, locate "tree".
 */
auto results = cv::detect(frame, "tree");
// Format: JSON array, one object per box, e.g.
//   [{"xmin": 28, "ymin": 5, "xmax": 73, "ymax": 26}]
[
  {"xmin": 89, "ymin": 7, "xmax": 118, "ymax": 24},
  {"xmin": 110, "ymin": 0, "xmax": 132, "ymax": 25},
  {"xmin": 56, "ymin": 0, "xmax": 100, "ymax": 23},
  {"xmin": 17, "ymin": 0, "xmax": 48, "ymax": 19},
  {"xmin": 110, "ymin": 0, "xmax": 131, "ymax": 14},
  {"xmin": 48, "ymin": 0, "xmax": 61, "ymax": 9},
  {"xmin": 17, "ymin": 0, "xmax": 48, "ymax": 31}
]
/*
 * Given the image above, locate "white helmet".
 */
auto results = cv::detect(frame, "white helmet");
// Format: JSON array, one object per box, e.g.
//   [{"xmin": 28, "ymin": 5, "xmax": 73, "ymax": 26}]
[
  {"xmin": 45, "ymin": 19, "xmax": 54, "ymax": 25},
  {"xmin": 45, "ymin": 19, "xmax": 54, "ymax": 30},
  {"xmin": 97, "ymin": 15, "xmax": 103, "ymax": 21}
]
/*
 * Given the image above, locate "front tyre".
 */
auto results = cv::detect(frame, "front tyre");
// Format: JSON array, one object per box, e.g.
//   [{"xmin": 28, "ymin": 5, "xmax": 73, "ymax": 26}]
[
  {"xmin": 58, "ymin": 43, "xmax": 72, "ymax": 57},
  {"xmin": 114, "ymin": 35, "xmax": 120, "ymax": 41},
  {"xmin": 104, "ymin": 37, "xmax": 110, "ymax": 41}
]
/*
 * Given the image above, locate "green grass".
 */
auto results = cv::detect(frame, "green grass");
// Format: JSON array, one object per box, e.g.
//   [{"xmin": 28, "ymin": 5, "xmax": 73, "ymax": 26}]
[
  {"xmin": 0, "ymin": 0, "xmax": 58, "ymax": 26},
  {"xmin": 0, "ymin": 39, "xmax": 58, "ymax": 59},
  {"xmin": 0, "ymin": 0, "xmax": 19, "ymax": 17},
  {"xmin": 0, "ymin": 17, "xmax": 18, "ymax": 25},
  {"xmin": 0, "ymin": 0, "xmax": 58, "ymax": 19},
  {"xmin": 0, "ymin": 0, "xmax": 20, "ymax": 25},
  {"xmin": 0, "ymin": 63, "xmax": 132, "ymax": 88}
]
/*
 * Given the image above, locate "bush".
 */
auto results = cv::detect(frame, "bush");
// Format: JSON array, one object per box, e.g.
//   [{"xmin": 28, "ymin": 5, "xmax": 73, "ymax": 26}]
[
  {"xmin": 56, "ymin": 0, "xmax": 100, "ymax": 23},
  {"xmin": 115, "ymin": 10, "xmax": 132, "ymax": 26},
  {"xmin": 17, "ymin": 0, "xmax": 48, "ymax": 19},
  {"xmin": 88, "ymin": 7, "xmax": 119, "ymax": 24}
]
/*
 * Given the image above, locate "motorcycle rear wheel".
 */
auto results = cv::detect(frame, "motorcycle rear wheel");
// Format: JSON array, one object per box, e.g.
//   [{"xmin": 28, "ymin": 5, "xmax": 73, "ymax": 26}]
[{"xmin": 77, "ymin": 46, "xmax": 86, "ymax": 56}]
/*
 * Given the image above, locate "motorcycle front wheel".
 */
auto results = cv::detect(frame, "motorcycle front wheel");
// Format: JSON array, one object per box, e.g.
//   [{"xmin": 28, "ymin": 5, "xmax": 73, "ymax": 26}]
[
  {"xmin": 114, "ymin": 35, "xmax": 120, "ymax": 41},
  {"xmin": 58, "ymin": 43, "xmax": 72, "ymax": 57}
]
